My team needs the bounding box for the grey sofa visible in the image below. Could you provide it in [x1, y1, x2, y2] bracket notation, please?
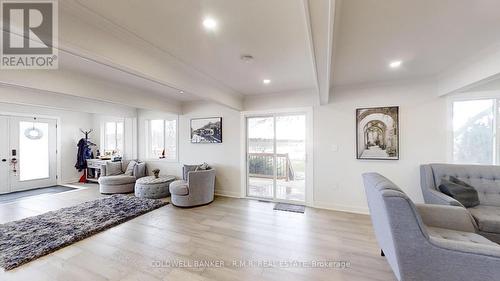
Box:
[98, 161, 146, 194]
[363, 172, 500, 281]
[169, 167, 215, 207]
[421, 163, 500, 243]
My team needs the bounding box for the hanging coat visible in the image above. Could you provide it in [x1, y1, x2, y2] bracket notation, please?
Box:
[75, 138, 92, 171]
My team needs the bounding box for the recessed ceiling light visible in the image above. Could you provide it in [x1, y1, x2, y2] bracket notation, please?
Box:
[240, 54, 254, 63]
[263, 79, 271, 85]
[389, 60, 402, 69]
[203, 18, 217, 30]
[179, 90, 184, 94]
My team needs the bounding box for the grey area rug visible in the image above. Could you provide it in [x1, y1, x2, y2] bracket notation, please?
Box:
[0, 194, 167, 270]
[274, 203, 306, 213]
[0, 186, 77, 204]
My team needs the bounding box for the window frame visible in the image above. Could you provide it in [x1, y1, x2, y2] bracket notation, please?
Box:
[448, 94, 499, 165]
[101, 119, 125, 156]
[145, 117, 178, 162]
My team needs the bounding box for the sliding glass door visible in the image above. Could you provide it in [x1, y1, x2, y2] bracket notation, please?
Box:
[246, 114, 307, 203]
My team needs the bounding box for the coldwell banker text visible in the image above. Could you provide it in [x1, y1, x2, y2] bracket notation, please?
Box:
[0, 0, 58, 69]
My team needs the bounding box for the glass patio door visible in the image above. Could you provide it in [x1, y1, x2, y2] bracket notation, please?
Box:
[246, 114, 306, 202]
[8, 116, 57, 192]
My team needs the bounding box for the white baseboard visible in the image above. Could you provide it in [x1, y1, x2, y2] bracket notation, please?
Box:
[214, 187, 242, 198]
[312, 201, 369, 215]
[60, 178, 81, 185]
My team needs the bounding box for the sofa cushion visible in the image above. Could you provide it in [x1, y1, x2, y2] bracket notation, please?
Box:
[124, 160, 137, 176]
[98, 175, 136, 185]
[426, 226, 497, 246]
[105, 161, 123, 176]
[438, 178, 479, 208]
[169, 180, 189, 195]
[469, 205, 500, 234]
[134, 162, 146, 178]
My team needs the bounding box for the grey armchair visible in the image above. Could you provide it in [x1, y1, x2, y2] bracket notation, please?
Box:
[363, 172, 500, 281]
[169, 167, 215, 207]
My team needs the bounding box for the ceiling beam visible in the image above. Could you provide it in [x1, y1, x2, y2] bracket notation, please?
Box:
[438, 43, 500, 96]
[0, 69, 182, 113]
[55, 1, 243, 111]
[303, 0, 337, 105]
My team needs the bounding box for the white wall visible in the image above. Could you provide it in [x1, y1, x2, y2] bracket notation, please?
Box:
[1, 77, 449, 214]
[0, 102, 93, 184]
[0, 85, 139, 184]
[139, 102, 242, 197]
[244, 80, 448, 213]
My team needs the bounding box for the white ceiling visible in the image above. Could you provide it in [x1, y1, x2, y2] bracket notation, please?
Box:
[71, 0, 317, 96]
[59, 52, 198, 102]
[333, 0, 500, 86]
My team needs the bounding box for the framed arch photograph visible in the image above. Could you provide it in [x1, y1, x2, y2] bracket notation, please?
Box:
[356, 106, 399, 160]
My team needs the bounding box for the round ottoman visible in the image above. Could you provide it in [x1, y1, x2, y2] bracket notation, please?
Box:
[134, 176, 175, 199]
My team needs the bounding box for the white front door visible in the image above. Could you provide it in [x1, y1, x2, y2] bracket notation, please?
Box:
[0, 116, 9, 194]
[7, 116, 57, 192]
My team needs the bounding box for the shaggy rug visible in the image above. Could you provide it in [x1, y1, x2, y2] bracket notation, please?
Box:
[0, 194, 167, 270]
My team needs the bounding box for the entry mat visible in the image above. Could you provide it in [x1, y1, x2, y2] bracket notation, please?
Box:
[0, 186, 77, 204]
[273, 203, 306, 213]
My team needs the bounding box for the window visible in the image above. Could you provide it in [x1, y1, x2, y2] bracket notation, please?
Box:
[103, 121, 124, 156]
[452, 99, 495, 164]
[146, 119, 177, 161]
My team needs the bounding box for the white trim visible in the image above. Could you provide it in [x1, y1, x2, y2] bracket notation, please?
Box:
[240, 107, 314, 206]
[0, 112, 61, 187]
[312, 201, 369, 215]
[100, 117, 125, 156]
[447, 94, 499, 164]
[214, 189, 242, 198]
[144, 116, 179, 162]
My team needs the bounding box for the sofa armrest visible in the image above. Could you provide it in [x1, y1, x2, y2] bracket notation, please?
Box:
[416, 204, 477, 233]
[426, 188, 462, 207]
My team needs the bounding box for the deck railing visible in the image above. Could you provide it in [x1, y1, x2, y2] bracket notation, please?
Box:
[248, 153, 294, 181]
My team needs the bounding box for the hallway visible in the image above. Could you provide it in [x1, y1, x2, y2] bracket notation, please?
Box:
[360, 146, 388, 158]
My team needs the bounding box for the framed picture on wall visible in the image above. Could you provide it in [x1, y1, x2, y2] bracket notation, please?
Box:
[190, 117, 222, 143]
[356, 106, 399, 160]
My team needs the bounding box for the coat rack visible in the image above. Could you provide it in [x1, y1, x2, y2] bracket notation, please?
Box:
[78, 129, 95, 183]
[80, 129, 93, 140]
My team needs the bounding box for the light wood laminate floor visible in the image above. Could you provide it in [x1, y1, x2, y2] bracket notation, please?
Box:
[0, 183, 396, 281]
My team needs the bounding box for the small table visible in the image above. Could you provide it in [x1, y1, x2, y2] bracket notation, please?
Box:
[86, 159, 114, 183]
[134, 175, 175, 199]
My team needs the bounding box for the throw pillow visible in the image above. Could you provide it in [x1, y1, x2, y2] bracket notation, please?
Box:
[106, 161, 123, 176]
[183, 164, 199, 181]
[199, 162, 209, 170]
[123, 160, 137, 176]
[449, 176, 474, 188]
[438, 178, 480, 208]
